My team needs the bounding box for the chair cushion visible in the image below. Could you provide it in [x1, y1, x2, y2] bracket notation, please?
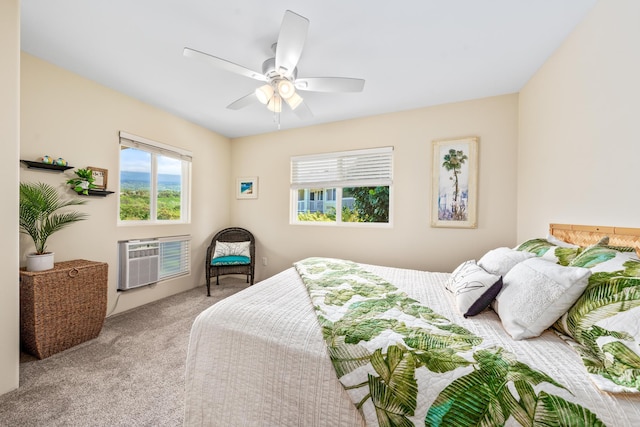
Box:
[211, 255, 251, 266]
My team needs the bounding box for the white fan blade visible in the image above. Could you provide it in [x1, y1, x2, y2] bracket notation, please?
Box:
[275, 10, 309, 78]
[227, 92, 258, 110]
[291, 101, 313, 120]
[295, 77, 365, 93]
[183, 47, 266, 82]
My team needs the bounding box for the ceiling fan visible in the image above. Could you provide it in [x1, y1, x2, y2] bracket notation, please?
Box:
[183, 10, 365, 120]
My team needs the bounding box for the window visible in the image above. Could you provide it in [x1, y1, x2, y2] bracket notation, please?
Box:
[291, 147, 393, 225]
[119, 132, 192, 223]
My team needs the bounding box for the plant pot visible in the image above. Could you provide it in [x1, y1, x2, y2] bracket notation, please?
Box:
[26, 252, 54, 272]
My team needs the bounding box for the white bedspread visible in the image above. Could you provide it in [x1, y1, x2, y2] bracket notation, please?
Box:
[184, 263, 640, 427]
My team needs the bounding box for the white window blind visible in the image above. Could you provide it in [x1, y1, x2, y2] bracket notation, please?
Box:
[119, 131, 193, 162]
[291, 146, 393, 189]
[158, 235, 191, 280]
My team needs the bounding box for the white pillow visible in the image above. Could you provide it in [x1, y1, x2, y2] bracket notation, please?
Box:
[495, 258, 591, 340]
[478, 247, 535, 277]
[213, 240, 250, 258]
[447, 260, 503, 317]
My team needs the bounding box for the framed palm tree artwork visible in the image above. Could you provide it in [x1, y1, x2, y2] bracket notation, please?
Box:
[431, 136, 478, 228]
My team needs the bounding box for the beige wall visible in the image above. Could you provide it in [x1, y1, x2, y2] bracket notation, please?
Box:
[518, 0, 640, 239]
[231, 94, 519, 277]
[0, 0, 20, 395]
[20, 54, 231, 315]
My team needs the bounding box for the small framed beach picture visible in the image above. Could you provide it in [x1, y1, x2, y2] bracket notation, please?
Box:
[88, 166, 108, 190]
[431, 136, 478, 228]
[236, 176, 258, 199]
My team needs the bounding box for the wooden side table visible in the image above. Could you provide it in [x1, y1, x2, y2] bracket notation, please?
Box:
[19, 259, 108, 359]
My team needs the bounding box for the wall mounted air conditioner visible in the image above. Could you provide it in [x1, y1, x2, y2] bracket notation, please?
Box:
[118, 240, 160, 291]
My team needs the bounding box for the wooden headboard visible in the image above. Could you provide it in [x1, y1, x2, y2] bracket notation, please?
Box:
[549, 223, 640, 256]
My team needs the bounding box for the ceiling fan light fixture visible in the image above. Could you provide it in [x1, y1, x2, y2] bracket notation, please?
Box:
[185, 10, 364, 126]
[267, 94, 282, 113]
[285, 92, 303, 110]
[277, 79, 295, 99]
[255, 84, 274, 104]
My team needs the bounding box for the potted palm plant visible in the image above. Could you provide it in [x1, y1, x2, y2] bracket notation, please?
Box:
[19, 182, 89, 271]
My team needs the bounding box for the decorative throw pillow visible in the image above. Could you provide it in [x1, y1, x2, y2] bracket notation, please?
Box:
[447, 260, 503, 317]
[515, 238, 582, 266]
[569, 244, 640, 273]
[213, 241, 250, 259]
[495, 258, 591, 340]
[546, 234, 580, 248]
[478, 247, 535, 277]
[553, 245, 640, 392]
[515, 238, 557, 256]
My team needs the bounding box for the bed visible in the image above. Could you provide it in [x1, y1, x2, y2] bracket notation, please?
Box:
[184, 224, 640, 426]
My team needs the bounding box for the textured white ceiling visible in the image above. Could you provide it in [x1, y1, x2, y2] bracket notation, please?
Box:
[20, 0, 597, 138]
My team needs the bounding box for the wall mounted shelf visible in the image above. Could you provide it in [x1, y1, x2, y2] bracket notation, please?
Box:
[84, 189, 115, 197]
[20, 160, 73, 172]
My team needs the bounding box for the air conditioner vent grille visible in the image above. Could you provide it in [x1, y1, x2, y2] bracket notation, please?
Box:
[118, 240, 160, 290]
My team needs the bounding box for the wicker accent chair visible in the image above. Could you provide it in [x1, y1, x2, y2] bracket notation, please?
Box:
[205, 227, 255, 296]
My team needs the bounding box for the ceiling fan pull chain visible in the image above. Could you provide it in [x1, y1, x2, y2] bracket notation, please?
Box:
[276, 111, 281, 130]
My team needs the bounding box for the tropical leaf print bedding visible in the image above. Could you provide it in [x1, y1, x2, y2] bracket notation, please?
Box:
[517, 239, 640, 392]
[557, 245, 640, 392]
[294, 257, 605, 426]
[515, 238, 582, 265]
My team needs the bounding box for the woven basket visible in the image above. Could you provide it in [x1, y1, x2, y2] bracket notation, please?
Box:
[19, 259, 108, 359]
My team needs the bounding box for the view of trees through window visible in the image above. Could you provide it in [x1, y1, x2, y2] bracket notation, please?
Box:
[119, 146, 184, 221]
[296, 186, 390, 224]
[291, 146, 393, 226]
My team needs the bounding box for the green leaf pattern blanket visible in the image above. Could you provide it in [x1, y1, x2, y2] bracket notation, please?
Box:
[294, 257, 605, 427]
[517, 239, 640, 392]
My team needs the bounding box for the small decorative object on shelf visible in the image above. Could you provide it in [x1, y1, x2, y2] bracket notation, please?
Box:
[20, 159, 74, 172]
[67, 168, 97, 195]
[41, 155, 54, 164]
[55, 157, 67, 166]
[87, 166, 108, 190]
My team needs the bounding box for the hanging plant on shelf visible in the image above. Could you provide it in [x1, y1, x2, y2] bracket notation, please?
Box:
[66, 168, 97, 195]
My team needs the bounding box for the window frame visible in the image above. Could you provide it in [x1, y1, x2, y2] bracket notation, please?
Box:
[118, 131, 192, 225]
[290, 147, 393, 227]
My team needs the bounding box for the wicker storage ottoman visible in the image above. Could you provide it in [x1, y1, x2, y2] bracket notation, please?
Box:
[19, 259, 108, 359]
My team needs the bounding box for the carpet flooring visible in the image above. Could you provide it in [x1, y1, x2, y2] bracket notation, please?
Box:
[0, 279, 249, 427]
